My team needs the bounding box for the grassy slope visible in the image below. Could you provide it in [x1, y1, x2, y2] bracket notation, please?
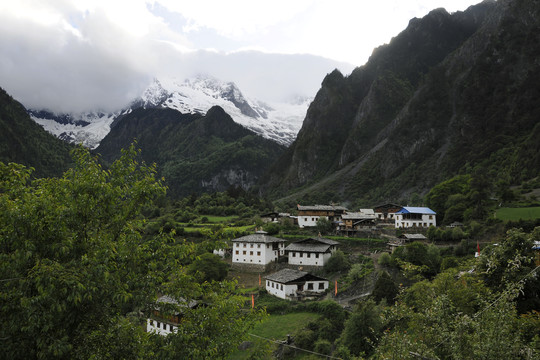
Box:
[495, 207, 540, 221]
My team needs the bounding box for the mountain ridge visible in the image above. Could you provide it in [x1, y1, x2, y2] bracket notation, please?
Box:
[28, 74, 310, 149]
[260, 0, 540, 208]
[96, 105, 286, 197]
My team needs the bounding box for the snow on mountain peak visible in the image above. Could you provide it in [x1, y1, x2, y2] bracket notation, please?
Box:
[28, 74, 311, 148]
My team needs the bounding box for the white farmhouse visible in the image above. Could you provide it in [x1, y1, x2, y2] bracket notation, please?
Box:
[297, 204, 347, 228]
[232, 230, 286, 268]
[394, 207, 436, 228]
[146, 295, 198, 336]
[265, 268, 329, 300]
[285, 237, 340, 267]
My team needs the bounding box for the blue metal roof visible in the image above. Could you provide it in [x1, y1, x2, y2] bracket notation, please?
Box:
[396, 206, 436, 215]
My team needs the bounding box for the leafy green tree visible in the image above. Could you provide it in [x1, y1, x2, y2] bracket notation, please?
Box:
[372, 271, 399, 304]
[477, 227, 540, 313]
[316, 217, 334, 235]
[0, 145, 262, 359]
[338, 299, 382, 357]
[323, 249, 351, 273]
[188, 252, 229, 282]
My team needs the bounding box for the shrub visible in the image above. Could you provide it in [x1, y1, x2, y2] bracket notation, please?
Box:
[314, 339, 332, 355]
[323, 250, 351, 274]
[377, 252, 391, 266]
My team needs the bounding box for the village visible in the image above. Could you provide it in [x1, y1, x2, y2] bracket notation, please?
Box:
[146, 203, 442, 335]
[230, 204, 438, 299]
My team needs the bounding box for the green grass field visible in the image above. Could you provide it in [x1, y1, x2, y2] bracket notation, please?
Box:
[228, 312, 320, 359]
[199, 215, 239, 223]
[495, 207, 540, 221]
[251, 312, 320, 340]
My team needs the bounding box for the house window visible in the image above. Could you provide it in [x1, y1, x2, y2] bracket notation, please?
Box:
[280, 284, 283, 290]
[257, 244, 261, 248]
[429, 215, 433, 219]
[257, 251, 261, 256]
[307, 283, 313, 290]
[319, 282, 324, 290]
[315, 254, 319, 258]
[149, 320, 153, 327]
[243, 243, 246, 247]
[235, 250, 239, 255]
[250, 251, 253, 255]
[312, 218, 315, 221]
[292, 252, 296, 257]
[267, 244, 270, 248]
[299, 253, 303, 257]
[236, 243, 239, 247]
[267, 281, 269, 286]
[272, 282, 274, 288]
[157, 321, 161, 328]
[243, 251, 246, 255]
[250, 244, 253, 248]
[307, 253, 311, 258]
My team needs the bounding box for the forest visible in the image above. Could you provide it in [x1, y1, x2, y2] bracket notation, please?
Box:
[1, 146, 539, 359]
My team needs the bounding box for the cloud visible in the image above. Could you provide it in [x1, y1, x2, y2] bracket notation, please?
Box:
[0, 0, 480, 114]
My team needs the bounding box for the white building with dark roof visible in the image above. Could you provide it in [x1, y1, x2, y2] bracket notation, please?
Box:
[395, 207, 436, 228]
[232, 230, 286, 268]
[147, 295, 198, 336]
[297, 204, 348, 228]
[265, 268, 329, 300]
[285, 237, 340, 267]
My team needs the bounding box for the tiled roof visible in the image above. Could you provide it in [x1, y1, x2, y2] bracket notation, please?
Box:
[297, 237, 340, 246]
[401, 233, 427, 240]
[265, 269, 327, 283]
[342, 211, 376, 220]
[232, 232, 286, 244]
[285, 243, 331, 253]
[297, 204, 348, 211]
[265, 268, 308, 283]
[285, 237, 339, 253]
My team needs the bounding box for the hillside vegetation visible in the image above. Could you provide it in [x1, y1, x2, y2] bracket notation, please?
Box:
[96, 106, 285, 197]
[262, 0, 540, 209]
[0, 87, 72, 177]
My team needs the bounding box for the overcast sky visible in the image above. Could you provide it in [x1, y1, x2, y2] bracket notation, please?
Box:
[0, 0, 483, 113]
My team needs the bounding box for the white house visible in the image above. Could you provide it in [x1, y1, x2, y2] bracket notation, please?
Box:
[373, 203, 403, 224]
[285, 237, 340, 267]
[394, 207, 436, 228]
[232, 230, 286, 267]
[146, 295, 198, 336]
[265, 268, 329, 300]
[297, 204, 347, 228]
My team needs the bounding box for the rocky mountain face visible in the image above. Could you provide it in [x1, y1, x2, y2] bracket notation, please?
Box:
[96, 105, 285, 197]
[0, 87, 72, 177]
[262, 0, 540, 207]
[29, 75, 309, 149]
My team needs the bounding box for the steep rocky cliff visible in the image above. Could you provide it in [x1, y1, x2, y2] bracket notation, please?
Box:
[262, 0, 540, 207]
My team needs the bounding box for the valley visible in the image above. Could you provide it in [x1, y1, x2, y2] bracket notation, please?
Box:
[1, 0, 540, 359]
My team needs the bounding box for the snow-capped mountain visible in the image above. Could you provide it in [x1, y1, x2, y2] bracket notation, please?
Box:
[29, 75, 311, 149]
[29, 109, 120, 149]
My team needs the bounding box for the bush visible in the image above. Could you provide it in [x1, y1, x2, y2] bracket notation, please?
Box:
[440, 256, 459, 270]
[323, 250, 351, 274]
[293, 329, 316, 351]
[371, 271, 398, 304]
[377, 252, 391, 266]
[314, 339, 332, 355]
